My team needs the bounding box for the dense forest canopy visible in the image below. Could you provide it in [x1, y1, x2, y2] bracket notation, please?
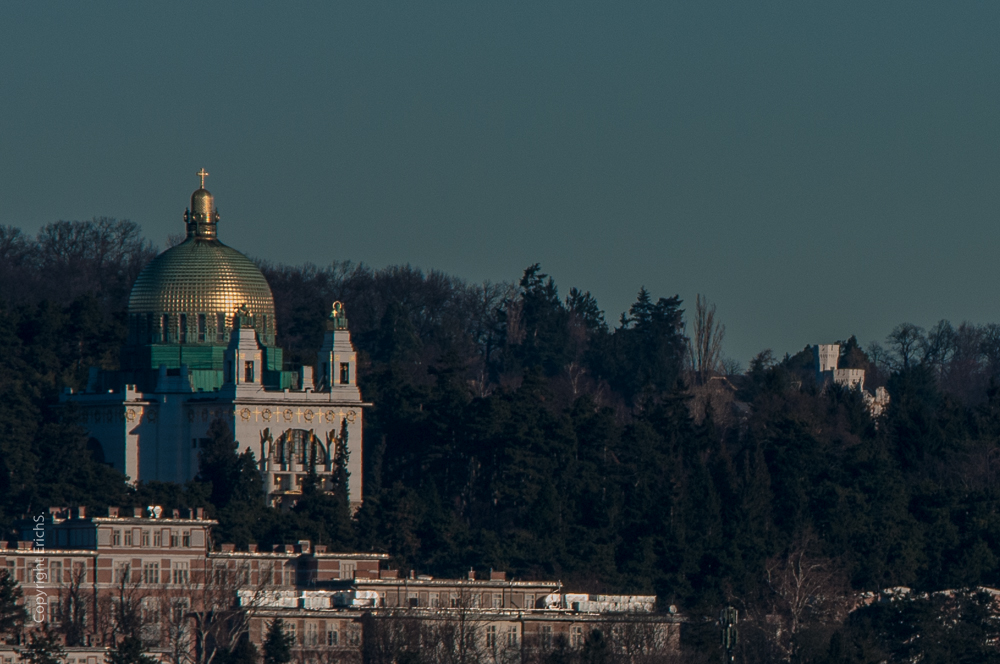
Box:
[4, 219, 1000, 662]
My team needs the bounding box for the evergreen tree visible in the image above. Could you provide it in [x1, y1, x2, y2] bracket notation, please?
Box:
[0, 568, 25, 639]
[105, 635, 158, 664]
[17, 627, 66, 664]
[263, 619, 294, 664]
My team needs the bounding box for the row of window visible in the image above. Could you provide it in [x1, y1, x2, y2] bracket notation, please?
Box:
[129, 312, 270, 344]
[292, 622, 361, 647]
[112, 529, 191, 547]
[403, 592, 533, 609]
[113, 561, 190, 585]
[6, 560, 86, 584]
[110, 561, 293, 586]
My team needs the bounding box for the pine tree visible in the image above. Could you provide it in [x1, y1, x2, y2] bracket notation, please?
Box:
[17, 627, 65, 664]
[105, 635, 158, 664]
[263, 619, 294, 664]
[0, 568, 25, 638]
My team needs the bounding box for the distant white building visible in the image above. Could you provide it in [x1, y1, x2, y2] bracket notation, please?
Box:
[814, 344, 889, 417]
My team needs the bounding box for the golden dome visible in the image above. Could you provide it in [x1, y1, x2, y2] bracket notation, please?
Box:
[128, 238, 275, 323]
[126, 173, 276, 345]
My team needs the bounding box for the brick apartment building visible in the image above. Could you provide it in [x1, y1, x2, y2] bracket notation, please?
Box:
[0, 506, 680, 663]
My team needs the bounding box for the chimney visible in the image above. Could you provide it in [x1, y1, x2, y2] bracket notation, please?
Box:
[195, 508, 205, 520]
[74, 506, 86, 519]
[107, 507, 120, 518]
[380, 569, 399, 579]
[220, 544, 235, 553]
[247, 544, 258, 553]
[298, 540, 312, 554]
[467, 568, 475, 580]
[313, 545, 327, 554]
[490, 570, 506, 581]
[284, 545, 296, 554]
[17, 541, 32, 550]
[171, 509, 181, 519]
[133, 507, 144, 518]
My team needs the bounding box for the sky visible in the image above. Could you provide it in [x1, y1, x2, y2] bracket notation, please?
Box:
[2, 2, 999, 364]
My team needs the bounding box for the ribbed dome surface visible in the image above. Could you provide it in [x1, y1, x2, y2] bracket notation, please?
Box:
[128, 237, 275, 321]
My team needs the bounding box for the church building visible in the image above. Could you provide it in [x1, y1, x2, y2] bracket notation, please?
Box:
[65, 171, 366, 508]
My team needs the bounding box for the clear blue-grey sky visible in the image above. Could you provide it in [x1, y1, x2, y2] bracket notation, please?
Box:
[2, 2, 998, 363]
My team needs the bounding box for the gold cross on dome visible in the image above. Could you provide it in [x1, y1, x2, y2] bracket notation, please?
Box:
[196, 168, 209, 188]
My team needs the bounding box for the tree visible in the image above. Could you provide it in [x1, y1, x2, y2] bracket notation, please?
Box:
[263, 618, 294, 664]
[687, 294, 725, 384]
[0, 568, 25, 640]
[106, 635, 158, 664]
[188, 559, 272, 664]
[886, 323, 926, 371]
[17, 626, 66, 664]
[197, 419, 243, 508]
[56, 562, 89, 646]
[293, 419, 354, 548]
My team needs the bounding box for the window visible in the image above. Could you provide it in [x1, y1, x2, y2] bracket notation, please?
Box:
[161, 315, 170, 343]
[541, 625, 553, 649]
[524, 594, 534, 609]
[327, 627, 339, 646]
[153, 532, 162, 547]
[170, 533, 179, 547]
[172, 562, 189, 585]
[571, 626, 584, 647]
[114, 562, 130, 584]
[73, 561, 85, 583]
[170, 597, 190, 623]
[244, 361, 254, 383]
[506, 626, 518, 647]
[216, 313, 226, 342]
[112, 530, 121, 546]
[142, 562, 160, 585]
[124, 531, 133, 547]
[450, 595, 460, 608]
[341, 563, 355, 580]
[348, 628, 360, 647]
[183, 532, 190, 547]
[50, 561, 62, 584]
[179, 314, 188, 343]
[486, 625, 497, 648]
[197, 314, 206, 342]
[141, 598, 161, 642]
[430, 592, 439, 608]
[141, 531, 150, 547]
[306, 623, 318, 646]
[286, 622, 297, 644]
[493, 593, 502, 608]
[339, 362, 350, 385]
[141, 597, 160, 623]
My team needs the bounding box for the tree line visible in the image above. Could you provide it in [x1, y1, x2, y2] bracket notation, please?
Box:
[5, 219, 1000, 662]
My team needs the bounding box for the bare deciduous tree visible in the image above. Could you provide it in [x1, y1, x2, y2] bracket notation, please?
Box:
[687, 295, 725, 385]
[740, 539, 850, 663]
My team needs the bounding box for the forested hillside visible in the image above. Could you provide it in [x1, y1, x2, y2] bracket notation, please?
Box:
[4, 219, 1000, 662]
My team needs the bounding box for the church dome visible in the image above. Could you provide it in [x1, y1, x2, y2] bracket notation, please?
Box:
[125, 171, 276, 347]
[128, 239, 275, 322]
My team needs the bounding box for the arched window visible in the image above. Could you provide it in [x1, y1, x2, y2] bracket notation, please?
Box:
[274, 430, 328, 466]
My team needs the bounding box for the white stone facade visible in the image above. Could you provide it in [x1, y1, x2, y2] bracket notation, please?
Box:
[66, 323, 366, 509]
